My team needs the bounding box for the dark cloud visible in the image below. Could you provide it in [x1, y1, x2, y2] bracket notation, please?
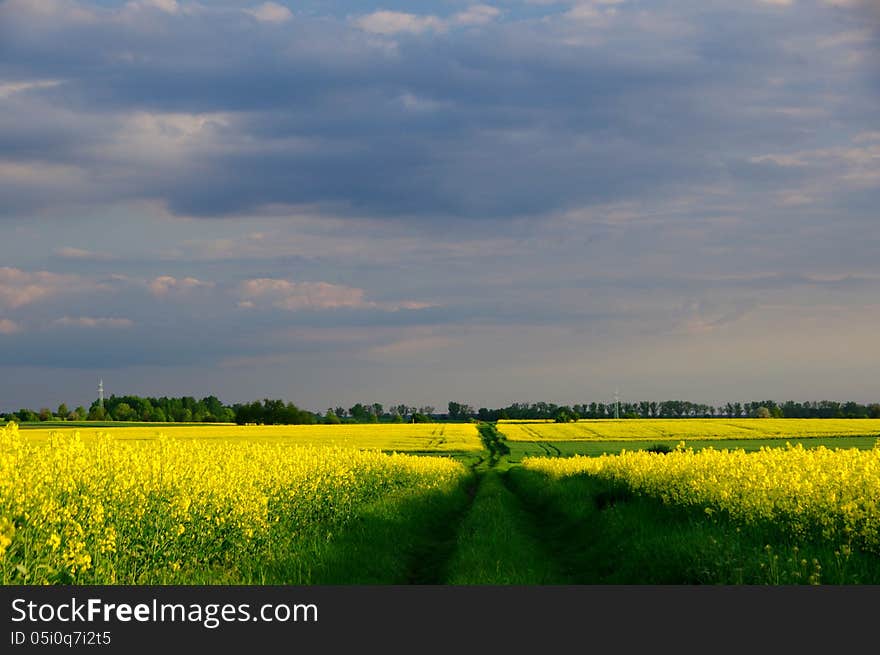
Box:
[4, 0, 873, 221]
[1, 1, 878, 408]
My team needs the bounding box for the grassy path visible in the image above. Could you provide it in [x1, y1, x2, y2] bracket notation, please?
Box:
[443, 471, 565, 584]
[243, 422, 880, 585]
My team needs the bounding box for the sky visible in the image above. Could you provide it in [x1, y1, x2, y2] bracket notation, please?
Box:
[0, 0, 878, 413]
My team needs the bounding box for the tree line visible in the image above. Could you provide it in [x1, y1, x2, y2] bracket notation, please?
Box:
[3, 396, 879, 425]
[473, 400, 880, 421]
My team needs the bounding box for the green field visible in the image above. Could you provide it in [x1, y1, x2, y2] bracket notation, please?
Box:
[497, 418, 880, 441]
[505, 436, 880, 462]
[5, 419, 880, 585]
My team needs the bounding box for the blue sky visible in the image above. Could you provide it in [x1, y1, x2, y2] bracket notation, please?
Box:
[0, 0, 878, 412]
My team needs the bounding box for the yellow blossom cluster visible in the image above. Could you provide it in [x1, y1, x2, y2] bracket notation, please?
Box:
[20, 422, 483, 452]
[0, 423, 465, 584]
[523, 442, 880, 551]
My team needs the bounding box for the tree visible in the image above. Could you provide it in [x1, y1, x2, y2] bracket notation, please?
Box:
[113, 403, 135, 421]
[15, 408, 39, 422]
[73, 406, 87, 421]
[448, 402, 474, 421]
[349, 403, 370, 422]
[87, 406, 108, 421]
[38, 407, 53, 421]
[57, 403, 69, 420]
[325, 409, 341, 424]
[753, 406, 771, 419]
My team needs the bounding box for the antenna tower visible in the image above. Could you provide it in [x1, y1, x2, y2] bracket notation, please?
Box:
[98, 378, 104, 409]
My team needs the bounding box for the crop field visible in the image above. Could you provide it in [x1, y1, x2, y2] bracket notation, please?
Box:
[505, 435, 880, 462]
[0, 423, 468, 584]
[524, 444, 880, 552]
[15, 422, 483, 453]
[5, 419, 880, 585]
[498, 418, 880, 442]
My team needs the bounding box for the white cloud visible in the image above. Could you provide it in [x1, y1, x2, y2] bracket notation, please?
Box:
[367, 335, 458, 357]
[238, 278, 374, 310]
[355, 6, 500, 35]
[756, 0, 794, 7]
[355, 11, 447, 35]
[124, 0, 179, 14]
[0, 79, 62, 99]
[0, 267, 88, 309]
[55, 246, 116, 261]
[853, 132, 880, 143]
[0, 0, 97, 23]
[453, 5, 501, 26]
[244, 2, 293, 23]
[96, 111, 231, 167]
[236, 278, 435, 312]
[54, 316, 134, 328]
[148, 275, 214, 297]
[0, 319, 21, 335]
[749, 154, 808, 167]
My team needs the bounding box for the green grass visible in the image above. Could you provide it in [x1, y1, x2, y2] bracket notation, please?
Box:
[505, 436, 880, 462]
[503, 467, 880, 584]
[158, 473, 477, 585]
[444, 471, 563, 584]
[14, 421, 230, 429]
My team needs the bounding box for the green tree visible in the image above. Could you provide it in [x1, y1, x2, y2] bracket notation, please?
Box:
[349, 403, 370, 422]
[87, 406, 108, 421]
[57, 403, 69, 420]
[113, 403, 135, 421]
[16, 408, 39, 422]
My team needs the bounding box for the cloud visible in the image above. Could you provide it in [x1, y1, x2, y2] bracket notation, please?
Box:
[453, 5, 502, 26]
[366, 335, 459, 358]
[236, 278, 434, 312]
[54, 246, 116, 261]
[123, 0, 180, 15]
[0, 79, 63, 98]
[0, 319, 22, 335]
[354, 6, 500, 35]
[0, 0, 98, 23]
[53, 316, 134, 328]
[237, 278, 375, 310]
[749, 154, 808, 167]
[148, 275, 214, 297]
[244, 2, 293, 24]
[0, 267, 87, 309]
[354, 11, 447, 35]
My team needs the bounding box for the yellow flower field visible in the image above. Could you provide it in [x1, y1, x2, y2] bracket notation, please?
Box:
[0, 423, 467, 584]
[524, 442, 880, 552]
[17, 422, 483, 452]
[499, 418, 880, 442]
